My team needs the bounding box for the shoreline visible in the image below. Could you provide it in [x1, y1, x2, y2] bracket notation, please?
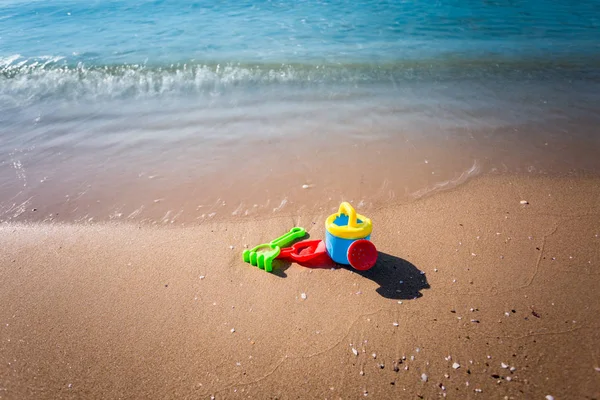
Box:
[3, 163, 600, 226]
[1, 173, 599, 399]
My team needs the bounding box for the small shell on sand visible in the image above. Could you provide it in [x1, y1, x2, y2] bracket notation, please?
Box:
[546, 396, 555, 400]
[452, 362, 460, 369]
[300, 293, 307, 300]
[230, 328, 235, 333]
[501, 362, 508, 369]
[393, 322, 399, 327]
[520, 200, 529, 205]
[421, 373, 428, 382]
[352, 348, 359, 356]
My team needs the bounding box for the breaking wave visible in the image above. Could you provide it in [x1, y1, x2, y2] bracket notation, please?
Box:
[2, 54, 600, 107]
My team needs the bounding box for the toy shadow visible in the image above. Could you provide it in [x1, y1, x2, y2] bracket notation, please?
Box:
[273, 252, 429, 300]
[349, 252, 430, 299]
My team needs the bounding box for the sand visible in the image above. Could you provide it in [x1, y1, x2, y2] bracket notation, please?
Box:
[1, 174, 599, 399]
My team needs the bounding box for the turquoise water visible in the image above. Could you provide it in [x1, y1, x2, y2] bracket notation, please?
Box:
[5, 0, 600, 62]
[2, 0, 600, 103]
[1, 0, 600, 223]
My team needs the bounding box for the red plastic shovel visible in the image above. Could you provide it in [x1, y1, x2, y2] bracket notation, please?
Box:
[277, 239, 330, 264]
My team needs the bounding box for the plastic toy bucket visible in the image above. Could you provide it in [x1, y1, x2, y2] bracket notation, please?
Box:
[325, 202, 373, 266]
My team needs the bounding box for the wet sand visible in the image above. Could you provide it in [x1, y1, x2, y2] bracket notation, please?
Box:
[3, 121, 600, 226]
[1, 174, 599, 399]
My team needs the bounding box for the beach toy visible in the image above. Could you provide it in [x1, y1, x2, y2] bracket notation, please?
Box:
[325, 202, 377, 270]
[347, 239, 378, 271]
[243, 227, 306, 272]
[277, 239, 330, 265]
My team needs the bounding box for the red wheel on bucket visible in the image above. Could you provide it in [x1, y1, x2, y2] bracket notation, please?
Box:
[347, 239, 378, 271]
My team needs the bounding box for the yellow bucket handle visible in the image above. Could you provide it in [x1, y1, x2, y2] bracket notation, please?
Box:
[326, 201, 372, 240]
[338, 202, 358, 227]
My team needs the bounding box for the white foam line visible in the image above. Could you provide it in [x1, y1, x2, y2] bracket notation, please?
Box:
[73, 190, 88, 201]
[170, 209, 184, 223]
[0, 54, 22, 66]
[231, 202, 243, 216]
[272, 198, 288, 212]
[109, 210, 123, 220]
[3, 197, 33, 220]
[161, 210, 172, 223]
[127, 206, 145, 219]
[410, 160, 481, 199]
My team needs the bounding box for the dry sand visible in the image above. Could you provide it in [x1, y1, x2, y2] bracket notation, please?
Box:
[1, 174, 599, 399]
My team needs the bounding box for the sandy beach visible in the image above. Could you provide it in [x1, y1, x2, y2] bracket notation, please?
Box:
[3, 0, 600, 398]
[1, 174, 599, 399]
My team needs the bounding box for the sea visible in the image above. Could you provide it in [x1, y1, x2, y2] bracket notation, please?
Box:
[1, 0, 600, 224]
